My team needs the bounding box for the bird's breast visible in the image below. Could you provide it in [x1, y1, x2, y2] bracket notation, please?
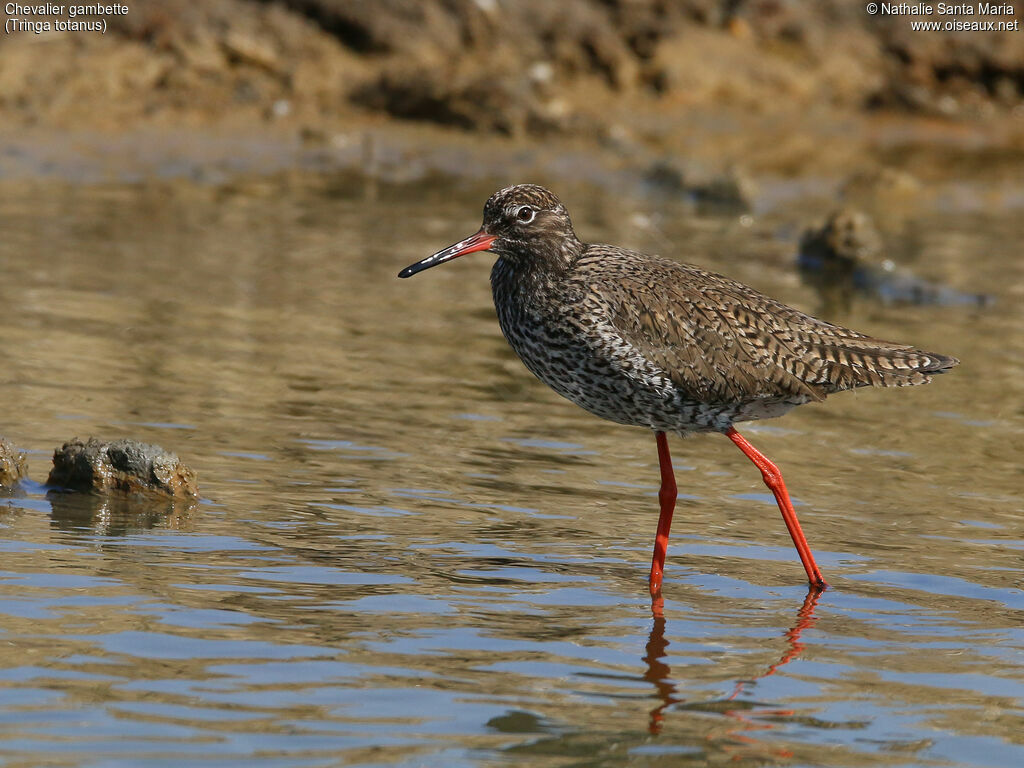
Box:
[492, 262, 577, 358]
[491, 260, 592, 372]
[489, 260, 675, 425]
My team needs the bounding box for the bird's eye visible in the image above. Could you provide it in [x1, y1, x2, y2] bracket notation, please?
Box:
[515, 206, 536, 223]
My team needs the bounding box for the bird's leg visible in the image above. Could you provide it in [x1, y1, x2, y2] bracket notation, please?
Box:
[649, 431, 677, 597]
[724, 427, 828, 588]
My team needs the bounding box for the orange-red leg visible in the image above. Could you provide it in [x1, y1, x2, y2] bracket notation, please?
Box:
[649, 431, 677, 596]
[725, 427, 827, 588]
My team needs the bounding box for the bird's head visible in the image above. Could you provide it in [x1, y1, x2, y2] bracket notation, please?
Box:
[398, 184, 580, 278]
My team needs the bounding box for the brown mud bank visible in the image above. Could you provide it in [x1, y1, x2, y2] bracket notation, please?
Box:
[2, 1, 1023, 182]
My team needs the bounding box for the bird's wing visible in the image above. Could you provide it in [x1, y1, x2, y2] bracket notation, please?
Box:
[702, 275, 958, 389]
[592, 256, 954, 400]
[588, 261, 822, 404]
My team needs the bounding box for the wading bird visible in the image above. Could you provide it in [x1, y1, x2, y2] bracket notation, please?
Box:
[399, 185, 957, 595]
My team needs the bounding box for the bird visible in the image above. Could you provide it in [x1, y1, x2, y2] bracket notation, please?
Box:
[398, 184, 958, 595]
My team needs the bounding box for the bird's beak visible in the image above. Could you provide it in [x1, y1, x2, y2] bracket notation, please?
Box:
[398, 229, 497, 278]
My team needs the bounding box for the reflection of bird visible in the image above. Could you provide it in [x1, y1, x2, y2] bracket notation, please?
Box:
[400, 185, 958, 594]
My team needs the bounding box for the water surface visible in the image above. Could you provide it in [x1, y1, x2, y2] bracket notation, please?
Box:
[0, 172, 1021, 767]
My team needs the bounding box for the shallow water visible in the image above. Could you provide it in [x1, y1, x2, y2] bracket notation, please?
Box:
[0, 171, 1021, 767]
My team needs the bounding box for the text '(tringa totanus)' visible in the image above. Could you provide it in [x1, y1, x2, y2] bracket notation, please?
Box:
[399, 184, 958, 595]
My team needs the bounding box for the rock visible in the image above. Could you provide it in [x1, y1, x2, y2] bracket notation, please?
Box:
[798, 208, 882, 314]
[0, 438, 28, 490]
[47, 438, 198, 499]
[799, 208, 882, 268]
[799, 208, 992, 313]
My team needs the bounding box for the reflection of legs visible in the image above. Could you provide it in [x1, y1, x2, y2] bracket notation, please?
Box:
[766, 587, 822, 676]
[648, 588, 824, 740]
[728, 587, 823, 705]
[725, 427, 827, 587]
[643, 614, 675, 735]
[649, 431, 677, 597]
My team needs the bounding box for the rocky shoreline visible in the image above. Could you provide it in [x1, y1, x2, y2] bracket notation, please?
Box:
[2, 0, 1022, 182]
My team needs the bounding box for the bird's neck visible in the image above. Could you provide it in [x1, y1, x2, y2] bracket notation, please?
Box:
[500, 236, 581, 275]
[490, 255, 557, 313]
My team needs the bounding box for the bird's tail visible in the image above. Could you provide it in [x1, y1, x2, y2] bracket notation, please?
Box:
[811, 338, 958, 392]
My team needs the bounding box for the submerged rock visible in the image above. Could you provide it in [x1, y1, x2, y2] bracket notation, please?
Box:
[799, 208, 992, 314]
[47, 438, 198, 499]
[799, 208, 883, 269]
[0, 437, 28, 490]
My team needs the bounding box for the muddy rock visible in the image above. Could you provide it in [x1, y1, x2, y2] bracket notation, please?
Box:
[798, 208, 883, 314]
[0, 438, 28, 490]
[48, 438, 198, 499]
[799, 208, 992, 313]
[800, 209, 883, 268]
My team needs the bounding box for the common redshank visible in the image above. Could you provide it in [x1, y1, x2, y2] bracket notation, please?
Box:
[399, 184, 958, 594]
